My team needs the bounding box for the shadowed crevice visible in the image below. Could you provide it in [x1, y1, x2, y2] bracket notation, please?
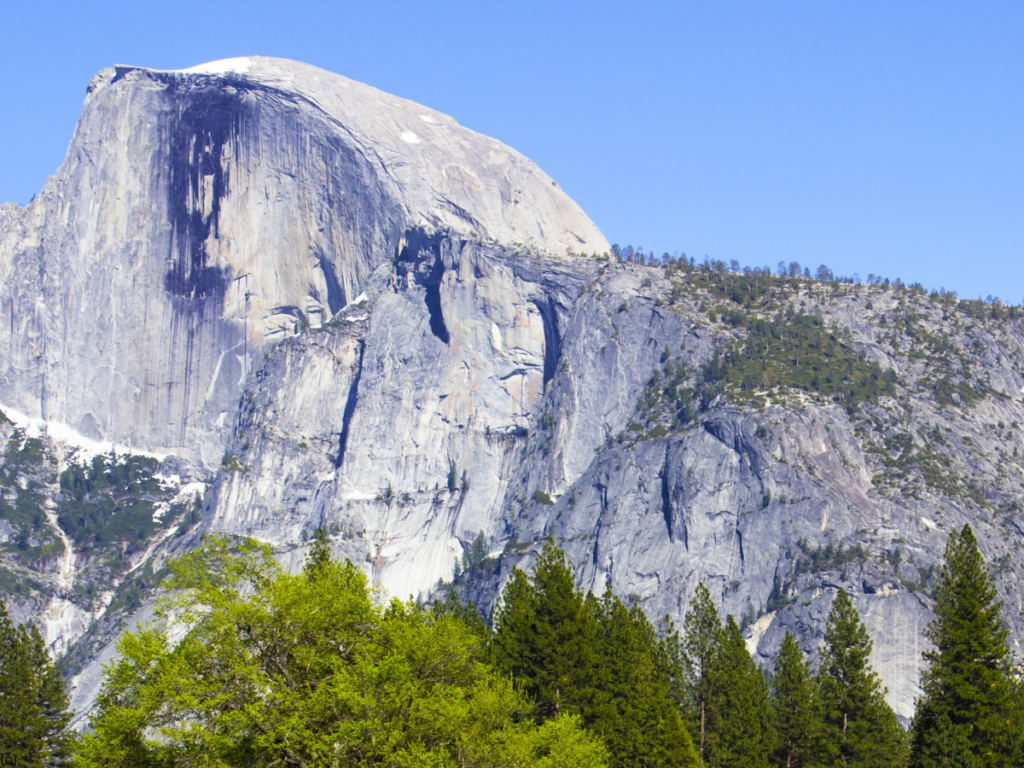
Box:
[335, 339, 366, 470]
[535, 295, 561, 386]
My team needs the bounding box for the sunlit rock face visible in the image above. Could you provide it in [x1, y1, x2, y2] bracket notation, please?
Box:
[3, 58, 1024, 730]
[0, 56, 607, 469]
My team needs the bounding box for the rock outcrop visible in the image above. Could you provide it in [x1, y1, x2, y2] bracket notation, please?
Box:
[1, 58, 1023, 728]
[0, 56, 606, 469]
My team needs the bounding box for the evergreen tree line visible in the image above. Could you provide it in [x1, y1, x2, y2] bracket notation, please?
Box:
[607, 243, 1021, 310]
[486, 524, 1024, 767]
[490, 544, 912, 768]
[2, 524, 1022, 766]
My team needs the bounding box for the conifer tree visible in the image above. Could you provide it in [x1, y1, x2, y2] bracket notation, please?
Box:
[432, 587, 489, 643]
[771, 631, 822, 768]
[818, 589, 908, 767]
[681, 582, 724, 763]
[909, 524, 1019, 767]
[493, 545, 701, 767]
[707, 615, 774, 768]
[303, 526, 332, 578]
[0, 601, 73, 766]
[591, 590, 700, 767]
[492, 541, 602, 719]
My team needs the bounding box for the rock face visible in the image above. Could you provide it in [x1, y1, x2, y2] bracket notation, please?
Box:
[0, 56, 606, 469]
[2, 58, 1024, 728]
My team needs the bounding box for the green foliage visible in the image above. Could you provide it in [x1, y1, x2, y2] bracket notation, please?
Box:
[770, 632, 822, 768]
[492, 542, 700, 767]
[0, 601, 74, 766]
[0, 429, 61, 563]
[709, 616, 774, 768]
[303, 526, 333, 577]
[462, 530, 492, 573]
[493, 542, 602, 720]
[105, 560, 166, 617]
[76, 536, 607, 768]
[590, 590, 699, 768]
[679, 582, 724, 762]
[448, 531, 496, 585]
[56, 452, 176, 554]
[794, 538, 869, 575]
[431, 588, 489, 643]
[447, 459, 458, 492]
[675, 584, 773, 768]
[220, 451, 245, 472]
[704, 310, 896, 410]
[909, 524, 1020, 767]
[630, 357, 695, 436]
[534, 488, 555, 505]
[818, 589, 908, 767]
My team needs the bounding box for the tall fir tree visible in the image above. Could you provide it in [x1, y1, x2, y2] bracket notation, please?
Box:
[706, 615, 774, 768]
[0, 601, 73, 767]
[590, 590, 700, 768]
[681, 582, 724, 763]
[770, 632, 822, 768]
[909, 524, 1020, 767]
[818, 589, 908, 768]
[492, 541, 602, 719]
[493, 545, 701, 767]
[303, 526, 332, 578]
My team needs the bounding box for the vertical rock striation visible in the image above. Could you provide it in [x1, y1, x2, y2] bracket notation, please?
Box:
[2, 58, 1023, 729]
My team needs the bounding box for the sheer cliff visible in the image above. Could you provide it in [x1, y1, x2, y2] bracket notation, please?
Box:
[0, 58, 1022, 727]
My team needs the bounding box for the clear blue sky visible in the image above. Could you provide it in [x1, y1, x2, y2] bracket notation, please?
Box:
[1, 1, 1021, 301]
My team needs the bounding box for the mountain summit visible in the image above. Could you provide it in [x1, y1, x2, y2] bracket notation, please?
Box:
[1, 59, 1022, 729]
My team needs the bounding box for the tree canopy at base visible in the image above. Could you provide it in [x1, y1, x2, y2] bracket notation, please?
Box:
[818, 589, 909, 768]
[492, 541, 700, 768]
[67, 529, 1024, 768]
[770, 632, 822, 768]
[75, 537, 608, 768]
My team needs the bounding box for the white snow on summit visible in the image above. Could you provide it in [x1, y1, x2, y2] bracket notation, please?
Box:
[175, 57, 252, 75]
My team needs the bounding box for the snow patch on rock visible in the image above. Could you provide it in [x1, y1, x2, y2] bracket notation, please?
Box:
[0, 403, 170, 464]
[174, 57, 252, 75]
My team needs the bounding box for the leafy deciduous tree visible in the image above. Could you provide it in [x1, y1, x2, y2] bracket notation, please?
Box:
[75, 536, 607, 768]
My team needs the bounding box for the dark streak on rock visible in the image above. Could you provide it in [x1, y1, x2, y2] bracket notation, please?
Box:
[335, 339, 365, 470]
[162, 76, 252, 310]
[661, 461, 674, 543]
[535, 295, 561, 387]
[397, 229, 450, 345]
[318, 252, 346, 315]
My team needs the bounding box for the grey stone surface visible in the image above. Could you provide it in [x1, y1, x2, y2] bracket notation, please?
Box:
[3, 59, 1024, 729]
[0, 57, 607, 470]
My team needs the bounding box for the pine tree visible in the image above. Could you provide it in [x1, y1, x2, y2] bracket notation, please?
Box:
[0, 601, 73, 766]
[909, 524, 1019, 767]
[303, 526, 332, 578]
[493, 545, 701, 767]
[771, 632, 822, 768]
[681, 582, 724, 763]
[707, 615, 774, 768]
[592, 590, 700, 767]
[492, 541, 602, 719]
[818, 589, 908, 767]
